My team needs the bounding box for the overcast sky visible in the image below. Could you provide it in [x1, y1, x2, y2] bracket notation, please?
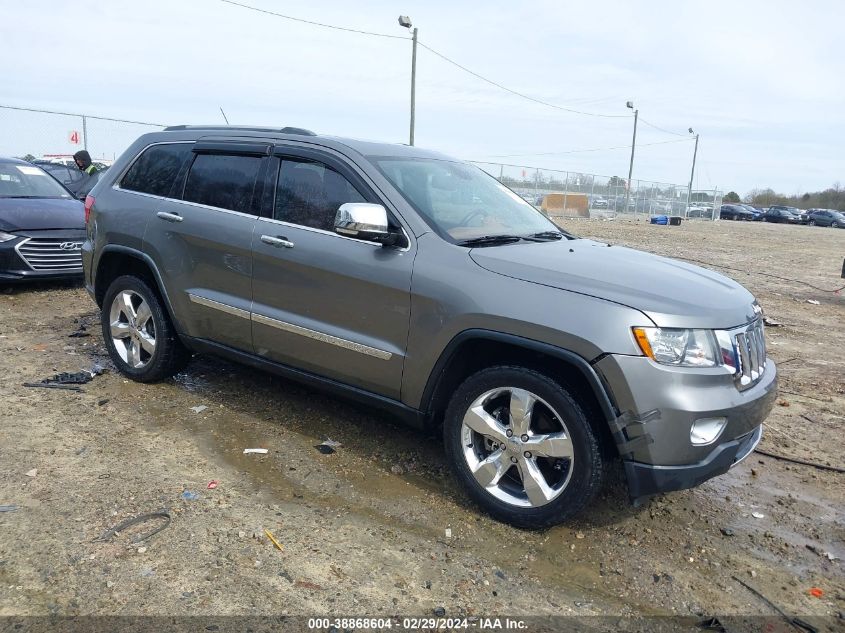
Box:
[3, 0, 843, 195]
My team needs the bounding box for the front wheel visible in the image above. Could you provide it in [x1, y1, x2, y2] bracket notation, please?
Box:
[443, 366, 606, 528]
[808, 219, 816, 226]
[101, 275, 191, 382]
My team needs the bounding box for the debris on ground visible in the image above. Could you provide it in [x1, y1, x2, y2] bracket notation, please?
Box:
[697, 616, 727, 632]
[23, 365, 106, 391]
[189, 405, 208, 414]
[315, 438, 342, 455]
[97, 399, 109, 406]
[751, 512, 765, 519]
[433, 607, 446, 617]
[0, 505, 19, 512]
[207, 480, 219, 489]
[732, 576, 820, 633]
[264, 529, 284, 552]
[806, 299, 820, 305]
[181, 491, 200, 501]
[762, 316, 783, 327]
[96, 511, 171, 544]
[25, 469, 37, 478]
[315, 439, 341, 455]
[243, 448, 268, 455]
[720, 528, 734, 537]
[445, 528, 452, 539]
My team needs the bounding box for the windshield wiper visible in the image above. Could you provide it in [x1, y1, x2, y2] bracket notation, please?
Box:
[458, 234, 524, 247]
[531, 230, 578, 241]
[2, 195, 44, 199]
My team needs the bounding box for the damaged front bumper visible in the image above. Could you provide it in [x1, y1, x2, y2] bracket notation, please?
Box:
[624, 423, 763, 499]
[594, 354, 778, 501]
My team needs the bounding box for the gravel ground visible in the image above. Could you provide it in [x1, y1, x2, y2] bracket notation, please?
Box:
[0, 218, 842, 627]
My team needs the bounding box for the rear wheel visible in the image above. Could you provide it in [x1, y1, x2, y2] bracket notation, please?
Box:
[101, 275, 191, 382]
[443, 366, 605, 528]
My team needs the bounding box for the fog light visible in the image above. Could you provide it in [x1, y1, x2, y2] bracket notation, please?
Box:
[690, 417, 727, 446]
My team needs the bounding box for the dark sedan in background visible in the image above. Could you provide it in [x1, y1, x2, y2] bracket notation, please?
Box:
[720, 204, 754, 220]
[0, 157, 85, 284]
[763, 206, 802, 223]
[806, 209, 845, 228]
[33, 160, 107, 199]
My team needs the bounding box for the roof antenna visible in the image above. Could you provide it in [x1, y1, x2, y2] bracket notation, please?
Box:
[219, 107, 230, 125]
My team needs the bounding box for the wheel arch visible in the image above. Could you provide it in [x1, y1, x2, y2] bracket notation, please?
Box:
[421, 330, 620, 450]
[94, 246, 180, 330]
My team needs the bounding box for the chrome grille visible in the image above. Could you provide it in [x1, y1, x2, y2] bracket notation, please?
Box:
[15, 238, 83, 272]
[734, 319, 767, 390]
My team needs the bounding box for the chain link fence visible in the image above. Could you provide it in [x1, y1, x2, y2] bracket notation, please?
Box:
[472, 161, 722, 221]
[1, 104, 721, 218]
[0, 104, 163, 166]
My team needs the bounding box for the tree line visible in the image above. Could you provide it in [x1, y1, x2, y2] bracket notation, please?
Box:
[736, 183, 844, 210]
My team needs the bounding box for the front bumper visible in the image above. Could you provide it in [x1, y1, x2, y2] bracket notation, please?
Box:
[624, 424, 762, 498]
[0, 230, 85, 283]
[595, 354, 777, 499]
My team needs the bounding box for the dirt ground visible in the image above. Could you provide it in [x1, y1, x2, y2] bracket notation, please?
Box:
[0, 218, 843, 627]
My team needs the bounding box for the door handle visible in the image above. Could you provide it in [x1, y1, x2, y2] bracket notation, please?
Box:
[260, 235, 295, 248]
[156, 211, 183, 223]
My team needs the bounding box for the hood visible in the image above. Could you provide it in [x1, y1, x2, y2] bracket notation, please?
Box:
[0, 197, 85, 231]
[470, 238, 758, 329]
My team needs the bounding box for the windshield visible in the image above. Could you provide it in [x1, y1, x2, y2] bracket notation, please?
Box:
[0, 163, 72, 199]
[373, 157, 559, 242]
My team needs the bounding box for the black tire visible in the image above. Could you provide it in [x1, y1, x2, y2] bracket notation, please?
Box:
[808, 219, 815, 226]
[443, 366, 606, 528]
[101, 275, 191, 382]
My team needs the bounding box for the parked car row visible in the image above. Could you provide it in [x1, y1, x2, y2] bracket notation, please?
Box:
[719, 204, 844, 227]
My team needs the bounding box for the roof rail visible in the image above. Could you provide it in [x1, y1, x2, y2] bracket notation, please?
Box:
[163, 125, 317, 136]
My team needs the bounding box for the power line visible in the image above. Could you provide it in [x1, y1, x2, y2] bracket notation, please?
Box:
[216, 0, 633, 119]
[484, 137, 693, 158]
[417, 41, 630, 119]
[215, 1, 668, 123]
[217, 0, 407, 39]
[0, 104, 163, 127]
[639, 117, 687, 136]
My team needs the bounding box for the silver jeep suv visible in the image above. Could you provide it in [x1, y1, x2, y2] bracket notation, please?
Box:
[82, 126, 777, 528]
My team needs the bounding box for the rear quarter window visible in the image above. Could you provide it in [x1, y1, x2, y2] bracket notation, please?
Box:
[120, 143, 194, 197]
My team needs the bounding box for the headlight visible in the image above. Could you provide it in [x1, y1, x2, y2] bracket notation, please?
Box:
[0, 231, 17, 243]
[632, 327, 719, 367]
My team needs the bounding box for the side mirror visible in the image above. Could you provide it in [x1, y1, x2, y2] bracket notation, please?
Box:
[334, 203, 400, 245]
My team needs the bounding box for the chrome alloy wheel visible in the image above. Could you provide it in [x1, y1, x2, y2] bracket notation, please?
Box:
[460, 387, 575, 508]
[109, 290, 156, 368]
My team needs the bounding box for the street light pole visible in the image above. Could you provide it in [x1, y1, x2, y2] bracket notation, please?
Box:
[398, 16, 417, 146]
[685, 128, 700, 215]
[624, 101, 638, 214]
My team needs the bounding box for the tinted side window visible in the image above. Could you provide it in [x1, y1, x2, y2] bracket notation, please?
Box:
[183, 153, 262, 213]
[274, 159, 366, 231]
[120, 143, 193, 197]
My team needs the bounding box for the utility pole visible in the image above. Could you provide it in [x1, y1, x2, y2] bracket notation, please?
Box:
[624, 101, 637, 214]
[686, 128, 700, 215]
[398, 16, 417, 146]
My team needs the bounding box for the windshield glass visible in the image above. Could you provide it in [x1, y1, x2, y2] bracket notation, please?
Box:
[373, 157, 559, 242]
[0, 163, 72, 199]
